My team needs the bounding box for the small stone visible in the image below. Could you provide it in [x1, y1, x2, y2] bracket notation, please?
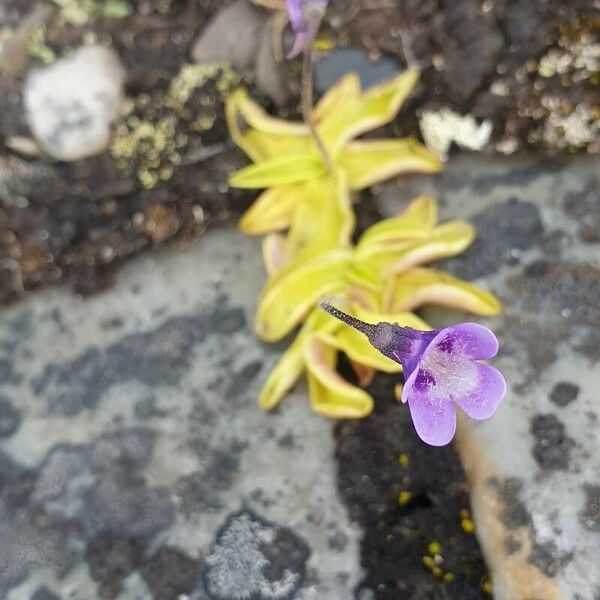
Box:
[314, 48, 400, 94]
[192, 0, 264, 71]
[24, 45, 126, 161]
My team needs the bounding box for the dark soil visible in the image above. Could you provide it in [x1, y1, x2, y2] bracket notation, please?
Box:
[336, 371, 490, 599]
[0, 0, 596, 303]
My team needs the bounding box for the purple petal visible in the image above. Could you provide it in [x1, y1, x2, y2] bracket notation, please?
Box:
[285, 0, 303, 31]
[453, 363, 506, 420]
[286, 31, 308, 59]
[403, 368, 457, 446]
[430, 323, 499, 360]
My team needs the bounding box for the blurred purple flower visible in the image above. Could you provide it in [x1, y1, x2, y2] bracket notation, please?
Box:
[285, 0, 329, 59]
[321, 303, 506, 446]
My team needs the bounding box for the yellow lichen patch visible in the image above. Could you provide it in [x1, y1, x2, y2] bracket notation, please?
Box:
[427, 541, 442, 555]
[398, 453, 410, 466]
[397, 490, 412, 506]
[422, 541, 456, 582]
[461, 508, 476, 533]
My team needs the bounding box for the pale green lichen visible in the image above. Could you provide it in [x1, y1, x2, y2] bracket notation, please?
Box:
[111, 63, 240, 189]
[53, 0, 132, 26]
[27, 25, 55, 64]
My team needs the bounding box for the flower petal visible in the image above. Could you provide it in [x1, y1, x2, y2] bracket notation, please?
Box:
[338, 139, 443, 191]
[384, 268, 502, 316]
[453, 363, 506, 420]
[403, 372, 457, 446]
[287, 31, 308, 59]
[304, 332, 374, 418]
[431, 323, 500, 360]
[285, 0, 303, 30]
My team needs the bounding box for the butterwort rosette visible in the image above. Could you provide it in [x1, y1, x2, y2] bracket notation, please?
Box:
[286, 0, 329, 58]
[321, 303, 506, 446]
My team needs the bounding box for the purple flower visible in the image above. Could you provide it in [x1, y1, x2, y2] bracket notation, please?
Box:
[321, 303, 506, 446]
[285, 0, 329, 59]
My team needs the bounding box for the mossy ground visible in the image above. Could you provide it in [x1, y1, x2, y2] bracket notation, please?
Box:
[0, 0, 595, 303]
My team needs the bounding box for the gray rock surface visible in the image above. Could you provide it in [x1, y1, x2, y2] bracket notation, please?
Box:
[314, 48, 401, 94]
[24, 45, 126, 161]
[377, 153, 599, 600]
[0, 230, 362, 599]
[0, 151, 598, 599]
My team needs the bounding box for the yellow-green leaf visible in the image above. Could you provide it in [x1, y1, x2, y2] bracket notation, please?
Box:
[313, 73, 361, 123]
[384, 268, 502, 315]
[383, 221, 475, 275]
[285, 172, 354, 259]
[255, 250, 352, 341]
[239, 184, 300, 234]
[304, 333, 374, 418]
[230, 155, 325, 188]
[357, 221, 475, 275]
[258, 337, 305, 410]
[226, 89, 310, 162]
[357, 195, 439, 251]
[262, 233, 288, 275]
[339, 139, 443, 191]
[258, 307, 341, 410]
[334, 326, 402, 373]
[318, 69, 420, 156]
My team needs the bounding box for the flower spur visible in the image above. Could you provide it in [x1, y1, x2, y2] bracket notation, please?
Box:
[320, 303, 506, 446]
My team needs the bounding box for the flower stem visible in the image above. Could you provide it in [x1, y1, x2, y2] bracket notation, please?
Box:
[301, 45, 333, 172]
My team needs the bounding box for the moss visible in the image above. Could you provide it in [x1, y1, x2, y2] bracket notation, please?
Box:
[111, 63, 240, 189]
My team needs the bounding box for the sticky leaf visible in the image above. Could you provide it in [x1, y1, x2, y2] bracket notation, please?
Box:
[255, 250, 352, 341]
[230, 155, 326, 188]
[285, 172, 354, 259]
[339, 139, 443, 191]
[385, 268, 502, 315]
[318, 69, 420, 155]
[304, 333, 374, 418]
[239, 184, 300, 235]
[357, 195, 439, 251]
